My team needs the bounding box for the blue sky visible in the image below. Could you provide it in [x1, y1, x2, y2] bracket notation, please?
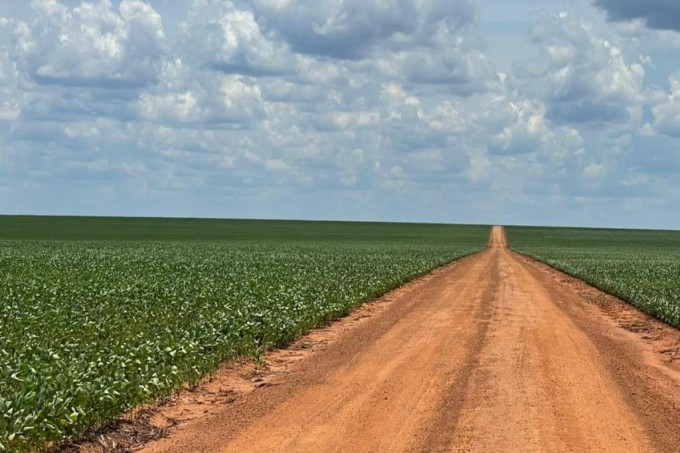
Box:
[1, 0, 680, 228]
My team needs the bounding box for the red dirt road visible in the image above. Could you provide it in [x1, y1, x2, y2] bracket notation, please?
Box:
[141, 226, 680, 452]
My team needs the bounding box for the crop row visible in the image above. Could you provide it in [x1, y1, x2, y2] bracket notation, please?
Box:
[0, 225, 487, 451]
[506, 226, 680, 329]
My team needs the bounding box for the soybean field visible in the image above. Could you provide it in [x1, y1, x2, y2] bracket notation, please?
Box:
[506, 226, 680, 329]
[0, 216, 489, 452]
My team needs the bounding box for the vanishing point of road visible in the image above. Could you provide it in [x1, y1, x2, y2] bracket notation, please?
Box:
[143, 226, 680, 452]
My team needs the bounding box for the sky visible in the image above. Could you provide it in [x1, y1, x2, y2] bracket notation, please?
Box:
[1, 0, 680, 228]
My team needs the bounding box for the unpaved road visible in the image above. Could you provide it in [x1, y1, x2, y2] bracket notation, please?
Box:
[142, 226, 680, 452]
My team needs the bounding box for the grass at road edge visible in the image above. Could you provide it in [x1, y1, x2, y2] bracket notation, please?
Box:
[506, 226, 680, 329]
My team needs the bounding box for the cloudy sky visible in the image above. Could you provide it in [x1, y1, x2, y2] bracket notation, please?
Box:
[1, 0, 680, 228]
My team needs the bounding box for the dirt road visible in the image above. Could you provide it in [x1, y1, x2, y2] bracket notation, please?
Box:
[141, 226, 680, 452]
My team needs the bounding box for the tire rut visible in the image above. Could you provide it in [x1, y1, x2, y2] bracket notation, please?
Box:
[137, 226, 680, 453]
[416, 249, 499, 452]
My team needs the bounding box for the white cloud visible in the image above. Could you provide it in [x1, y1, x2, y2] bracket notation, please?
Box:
[179, 0, 297, 76]
[650, 73, 680, 137]
[381, 83, 423, 122]
[0, 18, 21, 123]
[21, 0, 164, 88]
[515, 12, 646, 125]
[383, 47, 498, 94]
[312, 111, 381, 131]
[428, 100, 468, 133]
[138, 59, 265, 126]
[488, 100, 548, 155]
[249, 0, 477, 59]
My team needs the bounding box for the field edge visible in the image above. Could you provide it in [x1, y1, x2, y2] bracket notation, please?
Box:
[58, 252, 484, 452]
[509, 249, 680, 364]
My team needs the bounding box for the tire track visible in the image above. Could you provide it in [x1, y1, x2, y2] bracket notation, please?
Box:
[139, 226, 680, 453]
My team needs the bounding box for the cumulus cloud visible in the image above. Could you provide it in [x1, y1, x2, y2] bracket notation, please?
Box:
[515, 12, 646, 126]
[382, 46, 498, 94]
[488, 101, 547, 155]
[0, 43, 20, 121]
[594, 0, 680, 32]
[480, 95, 585, 191]
[650, 73, 680, 137]
[138, 67, 265, 126]
[427, 99, 468, 134]
[250, 0, 477, 59]
[21, 0, 165, 88]
[179, 0, 297, 76]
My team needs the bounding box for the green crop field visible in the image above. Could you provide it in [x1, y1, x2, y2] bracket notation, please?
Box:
[0, 216, 489, 451]
[506, 226, 680, 329]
